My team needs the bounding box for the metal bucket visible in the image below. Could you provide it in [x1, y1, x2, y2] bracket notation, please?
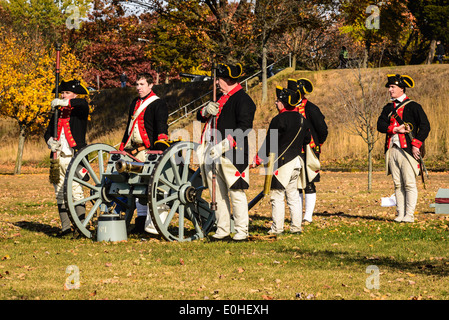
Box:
[97, 214, 127, 242]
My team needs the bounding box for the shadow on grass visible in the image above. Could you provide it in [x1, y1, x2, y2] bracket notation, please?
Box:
[249, 213, 448, 278]
[14, 220, 62, 237]
[316, 211, 389, 221]
[290, 247, 449, 278]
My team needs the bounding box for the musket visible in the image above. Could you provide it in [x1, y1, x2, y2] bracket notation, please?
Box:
[210, 63, 217, 211]
[54, 43, 61, 140]
[49, 43, 62, 184]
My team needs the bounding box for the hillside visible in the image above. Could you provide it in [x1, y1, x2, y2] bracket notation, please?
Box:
[169, 64, 449, 171]
[0, 64, 448, 171]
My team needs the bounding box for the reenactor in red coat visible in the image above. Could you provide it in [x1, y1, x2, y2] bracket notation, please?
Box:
[44, 80, 89, 237]
[252, 86, 311, 234]
[287, 78, 328, 224]
[197, 62, 257, 241]
[120, 73, 169, 233]
[377, 74, 430, 223]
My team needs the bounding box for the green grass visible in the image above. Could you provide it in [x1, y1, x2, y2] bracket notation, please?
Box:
[1, 172, 448, 301]
[1, 216, 448, 301]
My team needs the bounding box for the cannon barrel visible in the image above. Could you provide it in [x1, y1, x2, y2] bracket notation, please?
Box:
[115, 160, 145, 173]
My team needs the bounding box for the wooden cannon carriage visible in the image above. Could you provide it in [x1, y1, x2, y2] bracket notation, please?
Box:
[63, 141, 217, 242]
[63, 141, 273, 242]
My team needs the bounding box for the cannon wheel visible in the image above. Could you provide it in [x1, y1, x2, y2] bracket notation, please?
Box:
[64, 143, 136, 239]
[148, 141, 215, 242]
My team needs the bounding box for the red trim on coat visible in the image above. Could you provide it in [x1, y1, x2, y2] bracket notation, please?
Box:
[57, 100, 77, 148]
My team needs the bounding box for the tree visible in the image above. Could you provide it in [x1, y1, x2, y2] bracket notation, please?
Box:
[65, 0, 156, 88]
[0, 0, 91, 42]
[122, 0, 258, 77]
[144, 4, 213, 82]
[273, 0, 341, 71]
[0, 27, 86, 174]
[332, 68, 385, 191]
[252, 0, 296, 103]
[407, 0, 449, 64]
[339, 0, 412, 67]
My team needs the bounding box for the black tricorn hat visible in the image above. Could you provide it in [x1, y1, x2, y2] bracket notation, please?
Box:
[287, 78, 314, 95]
[276, 85, 300, 109]
[216, 63, 243, 79]
[53, 79, 89, 94]
[385, 74, 415, 89]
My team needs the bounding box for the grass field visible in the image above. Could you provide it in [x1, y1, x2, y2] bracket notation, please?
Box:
[1, 64, 448, 306]
[1, 168, 448, 301]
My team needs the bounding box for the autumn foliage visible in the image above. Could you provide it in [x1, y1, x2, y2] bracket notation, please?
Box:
[0, 25, 87, 174]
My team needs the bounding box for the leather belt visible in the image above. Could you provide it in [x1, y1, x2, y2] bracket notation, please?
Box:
[126, 142, 146, 155]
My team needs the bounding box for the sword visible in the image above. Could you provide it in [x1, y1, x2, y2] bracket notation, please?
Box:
[248, 153, 275, 210]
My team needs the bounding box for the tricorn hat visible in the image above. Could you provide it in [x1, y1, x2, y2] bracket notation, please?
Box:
[276, 85, 300, 109]
[53, 79, 89, 95]
[385, 74, 415, 89]
[216, 63, 243, 79]
[287, 78, 314, 95]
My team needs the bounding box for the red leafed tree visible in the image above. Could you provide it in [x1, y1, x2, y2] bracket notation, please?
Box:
[63, 0, 157, 88]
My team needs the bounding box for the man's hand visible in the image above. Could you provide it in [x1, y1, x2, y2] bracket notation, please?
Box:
[47, 137, 61, 153]
[51, 98, 69, 110]
[412, 145, 421, 160]
[393, 124, 410, 134]
[201, 101, 219, 117]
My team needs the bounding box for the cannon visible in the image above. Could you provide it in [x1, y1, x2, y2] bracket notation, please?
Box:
[63, 141, 275, 242]
[63, 141, 219, 242]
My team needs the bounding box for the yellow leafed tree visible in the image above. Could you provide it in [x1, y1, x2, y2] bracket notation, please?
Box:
[0, 27, 87, 174]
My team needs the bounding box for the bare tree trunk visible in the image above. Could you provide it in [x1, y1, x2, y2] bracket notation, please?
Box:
[426, 39, 436, 64]
[292, 52, 297, 70]
[367, 142, 374, 192]
[261, 46, 268, 104]
[14, 125, 26, 175]
[363, 42, 369, 68]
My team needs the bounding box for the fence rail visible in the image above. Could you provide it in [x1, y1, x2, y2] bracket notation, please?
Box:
[168, 53, 292, 126]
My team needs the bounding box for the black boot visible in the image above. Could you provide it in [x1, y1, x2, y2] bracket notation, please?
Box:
[57, 204, 72, 237]
[75, 204, 86, 222]
[130, 216, 146, 234]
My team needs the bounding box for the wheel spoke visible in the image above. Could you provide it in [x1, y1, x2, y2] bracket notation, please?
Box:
[72, 176, 97, 190]
[98, 150, 105, 177]
[83, 198, 102, 227]
[181, 148, 192, 182]
[73, 193, 99, 206]
[82, 157, 100, 185]
[186, 206, 202, 233]
[158, 176, 179, 191]
[188, 168, 200, 183]
[178, 206, 184, 239]
[170, 154, 182, 185]
[163, 200, 179, 229]
[156, 192, 178, 206]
